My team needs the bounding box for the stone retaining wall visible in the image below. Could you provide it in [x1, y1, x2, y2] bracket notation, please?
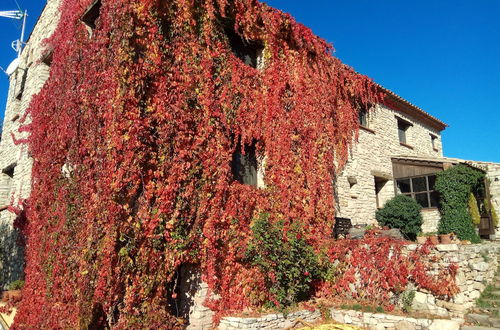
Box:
[213, 242, 499, 329]
[404, 243, 499, 318]
[219, 307, 463, 330]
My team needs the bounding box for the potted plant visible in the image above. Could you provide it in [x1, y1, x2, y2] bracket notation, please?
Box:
[416, 232, 427, 244]
[439, 233, 452, 244]
[426, 232, 439, 245]
[2, 280, 24, 303]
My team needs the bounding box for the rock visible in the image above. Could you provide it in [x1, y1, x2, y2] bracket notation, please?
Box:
[436, 244, 458, 252]
[379, 228, 404, 239]
[348, 228, 366, 239]
[470, 261, 489, 272]
[466, 313, 491, 326]
[428, 319, 460, 330]
[395, 320, 416, 330]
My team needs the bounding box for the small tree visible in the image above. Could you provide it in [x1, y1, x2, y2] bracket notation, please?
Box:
[375, 194, 423, 240]
[468, 193, 481, 225]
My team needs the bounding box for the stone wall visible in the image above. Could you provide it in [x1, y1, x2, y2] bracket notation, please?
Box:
[335, 103, 444, 231]
[218, 306, 462, 330]
[0, 0, 60, 287]
[406, 242, 499, 318]
[184, 242, 498, 329]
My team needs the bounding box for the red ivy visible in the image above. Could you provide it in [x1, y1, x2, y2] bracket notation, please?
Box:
[12, 0, 388, 328]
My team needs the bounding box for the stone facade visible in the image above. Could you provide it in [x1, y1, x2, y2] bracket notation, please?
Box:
[0, 0, 60, 287]
[335, 103, 444, 231]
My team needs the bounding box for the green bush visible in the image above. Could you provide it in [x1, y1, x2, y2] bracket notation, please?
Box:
[375, 194, 423, 240]
[485, 198, 499, 227]
[435, 164, 483, 243]
[8, 279, 25, 291]
[469, 193, 481, 225]
[245, 213, 318, 308]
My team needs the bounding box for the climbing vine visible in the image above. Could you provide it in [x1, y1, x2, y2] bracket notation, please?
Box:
[10, 0, 455, 328]
[435, 164, 484, 242]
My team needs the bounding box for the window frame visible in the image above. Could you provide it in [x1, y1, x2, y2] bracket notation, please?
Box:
[396, 117, 412, 145]
[395, 174, 438, 209]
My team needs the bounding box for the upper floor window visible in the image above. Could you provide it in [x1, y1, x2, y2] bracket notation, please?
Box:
[82, 0, 102, 36]
[359, 109, 368, 127]
[430, 134, 438, 151]
[232, 140, 258, 186]
[225, 26, 264, 69]
[396, 117, 412, 144]
[396, 174, 438, 208]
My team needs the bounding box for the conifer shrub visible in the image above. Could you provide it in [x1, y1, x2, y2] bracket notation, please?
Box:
[469, 193, 481, 225]
[375, 194, 423, 240]
[435, 164, 484, 243]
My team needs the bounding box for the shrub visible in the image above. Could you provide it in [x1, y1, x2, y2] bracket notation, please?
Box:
[245, 213, 319, 308]
[469, 193, 481, 225]
[375, 194, 423, 240]
[485, 198, 499, 227]
[8, 280, 25, 291]
[435, 164, 483, 242]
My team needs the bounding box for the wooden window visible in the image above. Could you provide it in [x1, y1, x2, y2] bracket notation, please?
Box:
[396, 174, 438, 208]
[225, 26, 263, 69]
[82, 0, 102, 32]
[396, 117, 412, 144]
[232, 140, 258, 186]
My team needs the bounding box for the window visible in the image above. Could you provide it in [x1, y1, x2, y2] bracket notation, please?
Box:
[82, 0, 102, 33]
[232, 140, 258, 186]
[15, 68, 28, 100]
[359, 109, 368, 127]
[0, 164, 15, 207]
[397, 117, 411, 144]
[396, 174, 438, 208]
[41, 49, 53, 67]
[225, 26, 263, 69]
[430, 134, 438, 151]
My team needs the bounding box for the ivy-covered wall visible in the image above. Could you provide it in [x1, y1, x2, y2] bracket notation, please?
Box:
[13, 0, 383, 327]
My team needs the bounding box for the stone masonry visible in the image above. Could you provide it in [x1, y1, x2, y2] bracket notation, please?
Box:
[335, 103, 444, 232]
[0, 0, 60, 288]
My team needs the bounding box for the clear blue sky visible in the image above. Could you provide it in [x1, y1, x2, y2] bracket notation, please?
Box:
[1, 1, 499, 162]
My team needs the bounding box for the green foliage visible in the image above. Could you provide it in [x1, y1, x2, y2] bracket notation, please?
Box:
[485, 198, 499, 227]
[8, 279, 25, 291]
[435, 164, 484, 242]
[400, 289, 415, 313]
[375, 195, 423, 240]
[246, 213, 318, 308]
[469, 193, 481, 225]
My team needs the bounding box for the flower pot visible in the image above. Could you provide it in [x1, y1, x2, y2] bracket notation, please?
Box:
[2, 290, 21, 302]
[416, 236, 427, 244]
[439, 234, 452, 244]
[428, 235, 439, 245]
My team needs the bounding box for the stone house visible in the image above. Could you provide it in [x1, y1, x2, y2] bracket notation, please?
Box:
[0, 0, 499, 289]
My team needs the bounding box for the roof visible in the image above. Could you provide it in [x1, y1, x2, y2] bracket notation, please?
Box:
[377, 84, 448, 132]
[391, 155, 499, 172]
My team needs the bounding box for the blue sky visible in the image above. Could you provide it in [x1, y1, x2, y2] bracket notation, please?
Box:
[1, 1, 499, 162]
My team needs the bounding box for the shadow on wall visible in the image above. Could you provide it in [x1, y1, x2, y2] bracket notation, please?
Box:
[0, 219, 24, 289]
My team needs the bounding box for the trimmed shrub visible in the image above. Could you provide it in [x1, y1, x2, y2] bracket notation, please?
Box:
[469, 193, 481, 225]
[485, 198, 499, 227]
[375, 194, 423, 240]
[435, 164, 483, 243]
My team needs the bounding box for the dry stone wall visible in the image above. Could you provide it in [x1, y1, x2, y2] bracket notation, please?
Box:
[185, 242, 499, 329]
[0, 0, 60, 288]
[335, 103, 444, 231]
